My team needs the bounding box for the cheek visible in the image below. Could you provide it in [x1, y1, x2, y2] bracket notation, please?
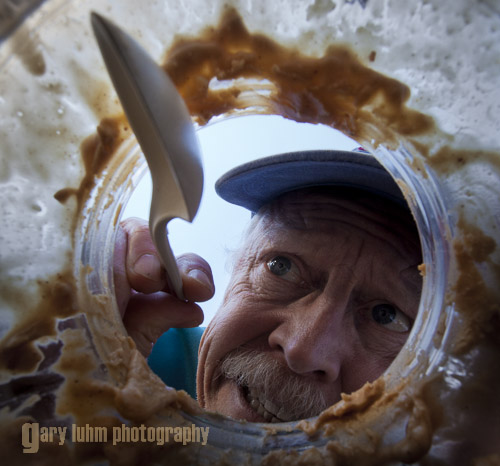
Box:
[338, 319, 409, 393]
[353, 306, 411, 361]
[356, 325, 410, 362]
[345, 332, 408, 388]
[341, 345, 395, 394]
[203, 284, 277, 360]
[199, 289, 279, 405]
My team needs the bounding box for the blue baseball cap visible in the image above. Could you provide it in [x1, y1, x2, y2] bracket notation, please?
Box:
[215, 149, 406, 213]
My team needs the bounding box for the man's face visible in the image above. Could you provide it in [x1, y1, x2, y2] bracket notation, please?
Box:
[197, 190, 422, 422]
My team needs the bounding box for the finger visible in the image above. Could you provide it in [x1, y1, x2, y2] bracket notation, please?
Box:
[121, 217, 167, 294]
[123, 291, 204, 357]
[176, 253, 215, 302]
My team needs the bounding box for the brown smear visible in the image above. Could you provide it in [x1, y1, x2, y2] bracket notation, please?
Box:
[3, 5, 498, 465]
[422, 146, 500, 353]
[451, 214, 500, 353]
[10, 26, 46, 76]
[0, 272, 78, 373]
[299, 379, 389, 437]
[425, 145, 500, 174]
[294, 379, 431, 465]
[163, 7, 434, 146]
[54, 116, 130, 211]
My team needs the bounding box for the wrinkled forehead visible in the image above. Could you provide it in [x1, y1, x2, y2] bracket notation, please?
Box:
[253, 187, 422, 260]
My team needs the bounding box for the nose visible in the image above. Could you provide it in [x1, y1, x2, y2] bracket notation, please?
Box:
[267, 293, 349, 383]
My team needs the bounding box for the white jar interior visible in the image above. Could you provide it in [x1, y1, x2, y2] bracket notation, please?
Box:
[0, 1, 499, 464]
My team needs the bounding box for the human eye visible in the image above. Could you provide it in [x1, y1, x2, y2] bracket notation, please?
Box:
[266, 255, 302, 284]
[371, 303, 411, 333]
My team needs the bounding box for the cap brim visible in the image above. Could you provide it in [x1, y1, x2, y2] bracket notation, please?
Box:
[215, 150, 406, 213]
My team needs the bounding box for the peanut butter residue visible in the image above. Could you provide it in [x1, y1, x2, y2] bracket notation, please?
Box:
[291, 379, 432, 465]
[451, 215, 500, 353]
[2, 4, 499, 465]
[426, 146, 500, 174]
[54, 116, 130, 210]
[163, 7, 434, 146]
[0, 272, 78, 373]
[316, 378, 386, 422]
[10, 26, 46, 76]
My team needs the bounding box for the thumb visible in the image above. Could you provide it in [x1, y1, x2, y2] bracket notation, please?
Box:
[177, 253, 215, 302]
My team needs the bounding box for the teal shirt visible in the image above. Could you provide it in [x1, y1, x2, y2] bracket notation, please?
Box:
[147, 327, 204, 399]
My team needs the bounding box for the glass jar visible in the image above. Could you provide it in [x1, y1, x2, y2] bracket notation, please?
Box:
[0, 0, 498, 463]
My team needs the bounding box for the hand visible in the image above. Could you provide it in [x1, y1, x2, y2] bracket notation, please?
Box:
[113, 217, 215, 357]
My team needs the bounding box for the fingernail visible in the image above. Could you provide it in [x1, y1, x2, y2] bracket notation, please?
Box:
[133, 254, 162, 281]
[188, 268, 213, 291]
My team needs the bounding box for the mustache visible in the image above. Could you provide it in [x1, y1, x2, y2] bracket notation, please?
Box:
[217, 347, 329, 421]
